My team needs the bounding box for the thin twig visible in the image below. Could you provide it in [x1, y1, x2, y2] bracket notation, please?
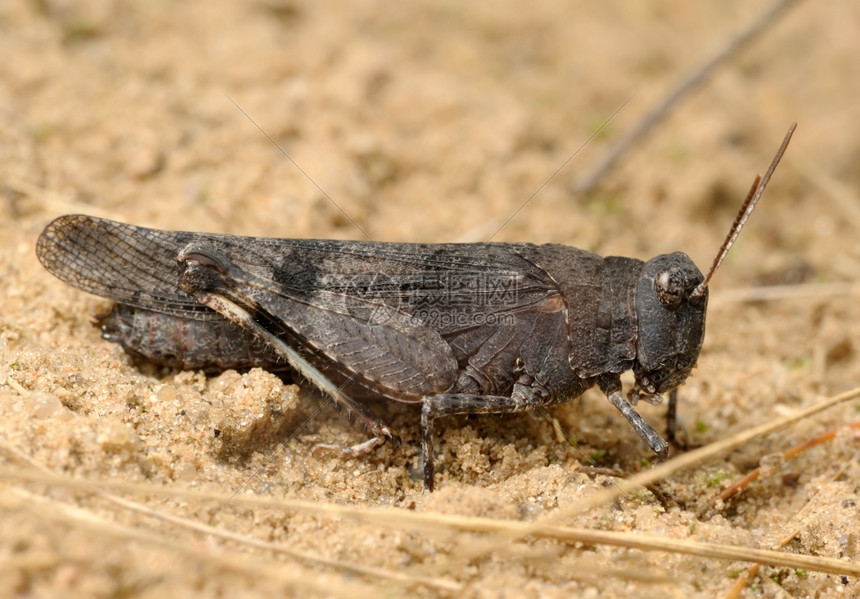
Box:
[710, 282, 858, 307]
[1, 442, 460, 592]
[5, 466, 859, 578]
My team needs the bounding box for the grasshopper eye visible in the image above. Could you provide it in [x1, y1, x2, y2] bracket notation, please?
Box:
[653, 266, 685, 309]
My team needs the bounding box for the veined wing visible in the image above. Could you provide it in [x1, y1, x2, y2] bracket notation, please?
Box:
[37, 215, 208, 318]
[37, 215, 564, 329]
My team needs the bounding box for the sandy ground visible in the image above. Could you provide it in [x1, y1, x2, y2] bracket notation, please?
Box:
[2, 1, 860, 597]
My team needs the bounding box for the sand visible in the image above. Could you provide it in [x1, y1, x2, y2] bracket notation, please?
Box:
[1, 1, 859, 597]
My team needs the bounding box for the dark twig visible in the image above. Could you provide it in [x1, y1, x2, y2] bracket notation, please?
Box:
[575, 0, 803, 195]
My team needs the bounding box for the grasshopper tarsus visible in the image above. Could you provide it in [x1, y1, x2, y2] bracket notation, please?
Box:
[311, 434, 390, 460]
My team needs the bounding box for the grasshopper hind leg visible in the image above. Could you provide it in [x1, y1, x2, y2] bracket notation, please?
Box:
[307, 387, 397, 459]
[178, 266, 398, 461]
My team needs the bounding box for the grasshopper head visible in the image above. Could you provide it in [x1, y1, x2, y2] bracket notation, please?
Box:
[633, 252, 708, 395]
[629, 124, 795, 402]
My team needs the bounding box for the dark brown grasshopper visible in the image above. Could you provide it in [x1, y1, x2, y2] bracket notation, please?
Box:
[36, 124, 795, 491]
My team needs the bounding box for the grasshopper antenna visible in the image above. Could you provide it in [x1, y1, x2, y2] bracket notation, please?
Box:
[691, 122, 796, 299]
